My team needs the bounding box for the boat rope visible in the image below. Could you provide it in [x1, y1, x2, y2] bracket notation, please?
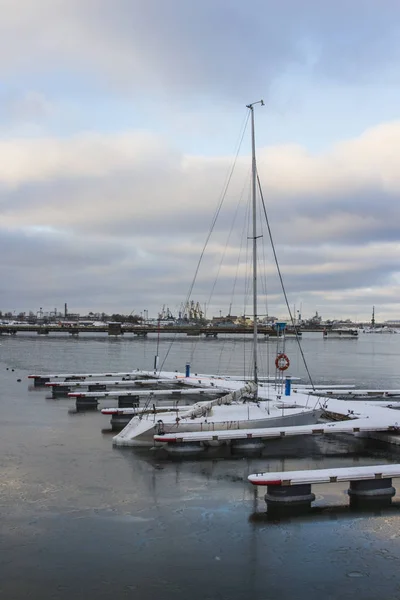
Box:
[201, 168, 251, 374]
[157, 112, 250, 377]
[183, 111, 250, 321]
[257, 173, 316, 391]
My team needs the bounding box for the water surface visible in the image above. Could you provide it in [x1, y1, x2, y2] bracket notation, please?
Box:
[1, 333, 400, 599]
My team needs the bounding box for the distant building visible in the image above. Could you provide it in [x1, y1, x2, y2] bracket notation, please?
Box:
[211, 315, 238, 327]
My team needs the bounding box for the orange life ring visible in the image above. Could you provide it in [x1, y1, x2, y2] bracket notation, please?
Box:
[275, 353, 290, 371]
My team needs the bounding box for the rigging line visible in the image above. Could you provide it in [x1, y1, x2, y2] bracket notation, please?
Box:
[156, 318, 161, 359]
[243, 187, 253, 381]
[243, 330, 247, 383]
[214, 177, 252, 375]
[257, 173, 316, 391]
[222, 336, 237, 376]
[216, 327, 229, 375]
[182, 111, 250, 315]
[312, 395, 325, 411]
[243, 183, 252, 317]
[206, 164, 250, 336]
[215, 189, 251, 377]
[233, 184, 250, 326]
[254, 209, 269, 382]
[159, 112, 250, 376]
[257, 188, 269, 327]
[227, 168, 252, 311]
[156, 329, 179, 376]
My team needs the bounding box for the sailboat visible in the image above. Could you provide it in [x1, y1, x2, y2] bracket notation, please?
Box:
[112, 101, 321, 448]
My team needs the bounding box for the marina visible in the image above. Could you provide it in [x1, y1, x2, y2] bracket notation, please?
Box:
[15, 108, 400, 535]
[19, 104, 400, 488]
[27, 355, 400, 454]
[25, 336, 400, 472]
[3, 0, 400, 597]
[3, 330, 400, 599]
[2, 94, 400, 600]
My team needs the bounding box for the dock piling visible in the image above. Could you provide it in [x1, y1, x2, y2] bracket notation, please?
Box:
[348, 478, 395, 506]
[265, 484, 315, 510]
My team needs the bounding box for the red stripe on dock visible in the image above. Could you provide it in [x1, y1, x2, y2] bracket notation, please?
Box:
[249, 479, 282, 486]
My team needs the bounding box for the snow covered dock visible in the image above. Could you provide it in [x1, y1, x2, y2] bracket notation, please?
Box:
[248, 464, 400, 511]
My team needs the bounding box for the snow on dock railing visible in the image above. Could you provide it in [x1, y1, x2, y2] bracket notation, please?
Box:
[29, 370, 267, 388]
[249, 464, 400, 510]
[101, 405, 191, 415]
[45, 378, 174, 388]
[299, 389, 400, 397]
[30, 369, 302, 384]
[68, 388, 229, 399]
[248, 464, 400, 486]
[29, 370, 248, 381]
[28, 369, 161, 381]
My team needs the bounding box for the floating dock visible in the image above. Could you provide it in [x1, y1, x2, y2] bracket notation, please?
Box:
[45, 378, 180, 397]
[27, 368, 400, 451]
[153, 418, 397, 444]
[248, 464, 400, 512]
[68, 387, 229, 399]
[28, 370, 159, 386]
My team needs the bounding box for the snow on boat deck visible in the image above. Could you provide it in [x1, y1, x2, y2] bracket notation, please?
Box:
[152, 392, 400, 444]
[28, 369, 400, 448]
[101, 405, 192, 415]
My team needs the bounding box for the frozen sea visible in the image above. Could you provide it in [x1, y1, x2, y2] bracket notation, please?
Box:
[1, 331, 400, 599]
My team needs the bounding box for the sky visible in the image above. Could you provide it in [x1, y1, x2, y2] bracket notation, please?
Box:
[1, 0, 400, 323]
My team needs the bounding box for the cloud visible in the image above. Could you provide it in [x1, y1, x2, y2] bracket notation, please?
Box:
[0, 131, 173, 188]
[0, 120, 400, 241]
[0, 0, 399, 101]
[0, 90, 53, 125]
[1, 1, 400, 325]
[0, 119, 399, 318]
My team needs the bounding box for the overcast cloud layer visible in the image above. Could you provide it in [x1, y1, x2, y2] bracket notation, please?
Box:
[1, 0, 400, 322]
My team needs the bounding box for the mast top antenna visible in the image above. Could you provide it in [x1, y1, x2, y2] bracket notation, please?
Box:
[246, 99, 264, 109]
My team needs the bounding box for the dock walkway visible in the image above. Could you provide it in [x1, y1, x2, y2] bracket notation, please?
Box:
[248, 464, 400, 486]
[248, 464, 400, 511]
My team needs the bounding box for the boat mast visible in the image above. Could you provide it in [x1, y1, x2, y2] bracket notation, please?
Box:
[246, 100, 264, 385]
